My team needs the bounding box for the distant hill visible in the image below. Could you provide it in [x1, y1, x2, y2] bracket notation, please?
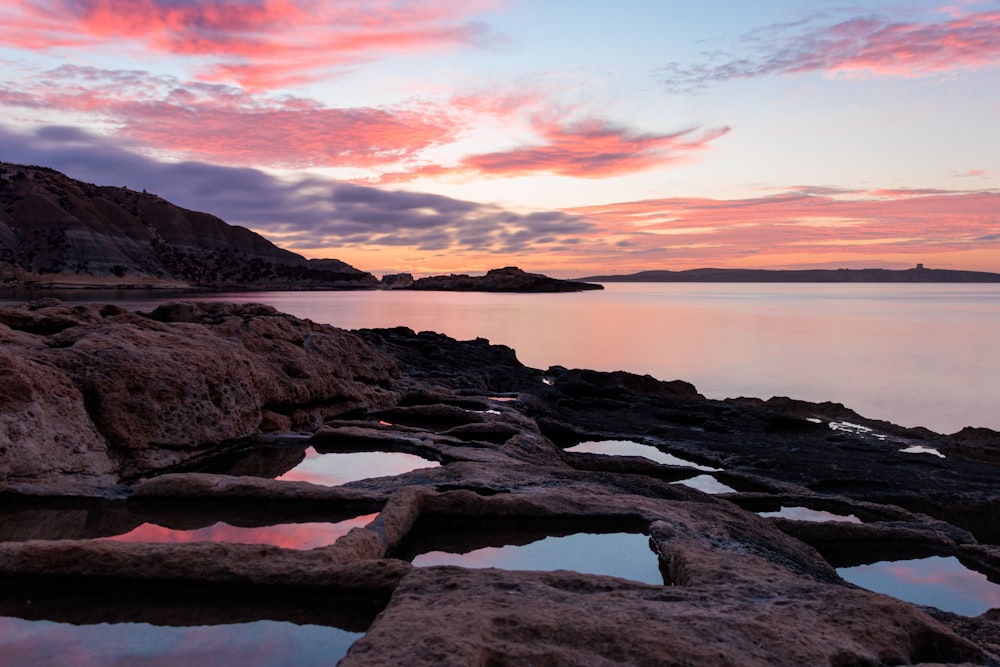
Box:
[0, 162, 376, 289]
[576, 267, 1000, 283]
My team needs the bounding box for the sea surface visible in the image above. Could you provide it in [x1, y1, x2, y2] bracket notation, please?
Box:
[3, 283, 998, 434]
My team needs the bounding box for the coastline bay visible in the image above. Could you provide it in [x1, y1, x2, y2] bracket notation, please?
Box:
[3, 282, 997, 434]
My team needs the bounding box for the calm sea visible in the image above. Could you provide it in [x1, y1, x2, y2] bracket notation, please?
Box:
[3, 283, 998, 434]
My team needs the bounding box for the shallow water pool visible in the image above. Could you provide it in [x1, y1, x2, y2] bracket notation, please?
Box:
[276, 448, 439, 486]
[837, 555, 1000, 616]
[671, 474, 736, 494]
[0, 617, 362, 667]
[412, 531, 664, 585]
[757, 507, 862, 523]
[102, 513, 378, 549]
[565, 440, 720, 471]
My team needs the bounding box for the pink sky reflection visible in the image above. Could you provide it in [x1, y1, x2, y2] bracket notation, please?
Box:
[276, 448, 439, 486]
[839, 556, 1000, 616]
[103, 514, 377, 550]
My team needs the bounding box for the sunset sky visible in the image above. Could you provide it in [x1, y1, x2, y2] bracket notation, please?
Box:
[2, 0, 999, 277]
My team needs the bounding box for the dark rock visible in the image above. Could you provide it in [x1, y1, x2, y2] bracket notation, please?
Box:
[406, 266, 603, 292]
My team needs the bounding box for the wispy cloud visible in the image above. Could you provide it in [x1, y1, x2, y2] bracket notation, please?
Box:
[3, 0, 497, 89]
[459, 117, 730, 178]
[662, 9, 1000, 91]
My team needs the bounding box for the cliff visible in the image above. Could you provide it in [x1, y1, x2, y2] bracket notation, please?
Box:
[0, 163, 376, 289]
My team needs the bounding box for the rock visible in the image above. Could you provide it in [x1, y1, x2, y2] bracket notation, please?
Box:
[406, 266, 603, 292]
[379, 272, 414, 289]
[2, 299, 1000, 664]
[0, 348, 117, 493]
[0, 300, 399, 491]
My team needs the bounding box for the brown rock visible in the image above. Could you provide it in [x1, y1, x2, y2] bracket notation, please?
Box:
[0, 301, 400, 490]
[0, 348, 116, 493]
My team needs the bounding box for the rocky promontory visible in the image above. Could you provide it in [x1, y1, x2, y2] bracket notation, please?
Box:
[403, 266, 604, 292]
[1, 299, 999, 664]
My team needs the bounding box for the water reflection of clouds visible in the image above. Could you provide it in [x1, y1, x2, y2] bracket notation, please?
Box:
[566, 440, 720, 471]
[838, 556, 1000, 616]
[412, 532, 663, 585]
[276, 448, 439, 486]
[0, 617, 361, 667]
[104, 514, 378, 550]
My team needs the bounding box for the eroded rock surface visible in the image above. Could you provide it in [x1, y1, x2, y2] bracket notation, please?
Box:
[0, 300, 398, 491]
[1, 300, 999, 665]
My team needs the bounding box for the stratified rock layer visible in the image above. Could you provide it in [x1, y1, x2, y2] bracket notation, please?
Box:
[0, 162, 376, 288]
[0, 300, 998, 665]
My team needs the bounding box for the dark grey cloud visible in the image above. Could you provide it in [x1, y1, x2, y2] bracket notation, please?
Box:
[0, 123, 593, 256]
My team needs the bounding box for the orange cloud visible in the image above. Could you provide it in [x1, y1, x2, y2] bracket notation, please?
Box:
[5, 0, 496, 89]
[565, 188, 1000, 270]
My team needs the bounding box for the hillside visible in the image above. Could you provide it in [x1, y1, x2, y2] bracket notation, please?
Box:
[577, 266, 1000, 283]
[0, 163, 376, 289]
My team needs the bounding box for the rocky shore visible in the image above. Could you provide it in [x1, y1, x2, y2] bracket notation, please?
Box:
[1, 299, 998, 665]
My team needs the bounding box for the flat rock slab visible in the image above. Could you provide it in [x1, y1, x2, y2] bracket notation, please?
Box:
[345, 567, 983, 666]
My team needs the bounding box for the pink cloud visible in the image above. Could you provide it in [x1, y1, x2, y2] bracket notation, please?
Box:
[376, 115, 730, 182]
[127, 100, 459, 169]
[796, 11, 1000, 77]
[5, 66, 726, 179]
[460, 118, 730, 178]
[1, 67, 461, 169]
[4, 0, 495, 89]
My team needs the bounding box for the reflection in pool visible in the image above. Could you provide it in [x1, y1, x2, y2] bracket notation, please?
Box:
[103, 514, 378, 550]
[837, 556, 1000, 616]
[277, 448, 439, 486]
[565, 440, 720, 471]
[671, 475, 736, 494]
[412, 532, 663, 585]
[0, 617, 361, 667]
[757, 507, 862, 523]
